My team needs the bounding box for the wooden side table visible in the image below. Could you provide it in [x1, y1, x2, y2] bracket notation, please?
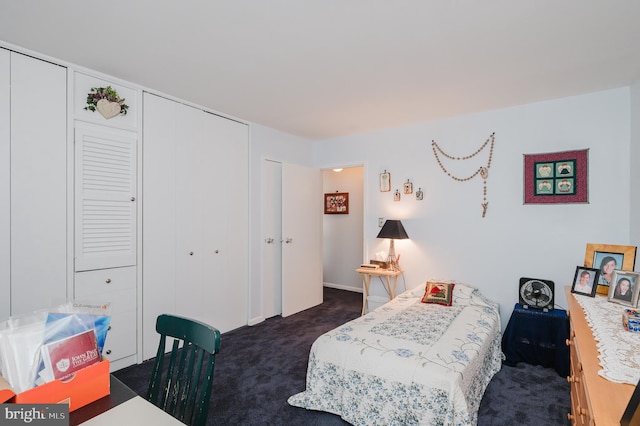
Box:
[355, 268, 403, 315]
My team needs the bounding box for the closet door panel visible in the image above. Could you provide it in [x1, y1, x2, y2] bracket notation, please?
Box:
[10, 52, 67, 315]
[174, 105, 207, 316]
[0, 49, 9, 321]
[201, 113, 248, 332]
[141, 93, 178, 360]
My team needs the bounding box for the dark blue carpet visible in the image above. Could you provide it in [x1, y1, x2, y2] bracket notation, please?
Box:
[114, 288, 570, 425]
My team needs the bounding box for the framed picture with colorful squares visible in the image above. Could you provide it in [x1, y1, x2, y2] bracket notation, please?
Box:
[523, 149, 589, 204]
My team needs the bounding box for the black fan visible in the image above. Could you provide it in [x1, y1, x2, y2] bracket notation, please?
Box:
[519, 277, 555, 311]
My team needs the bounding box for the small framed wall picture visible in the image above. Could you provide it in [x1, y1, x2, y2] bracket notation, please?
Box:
[394, 189, 401, 201]
[403, 180, 413, 194]
[380, 170, 390, 192]
[608, 271, 640, 307]
[324, 192, 349, 214]
[416, 188, 424, 200]
[571, 266, 599, 297]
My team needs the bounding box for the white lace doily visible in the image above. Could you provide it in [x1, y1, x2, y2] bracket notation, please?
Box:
[575, 293, 640, 384]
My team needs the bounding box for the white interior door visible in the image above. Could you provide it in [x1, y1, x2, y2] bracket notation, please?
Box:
[282, 163, 323, 317]
[10, 52, 67, 315]
[262, 159, 282, 318]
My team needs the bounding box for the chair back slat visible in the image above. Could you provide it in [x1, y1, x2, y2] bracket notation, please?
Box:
[146, 314, 221, 426]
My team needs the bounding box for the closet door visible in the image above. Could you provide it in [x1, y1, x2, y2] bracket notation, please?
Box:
[199, 112, 249, 332]
[10, 52, 67, 315]
[142, 93, 177, 359]
[0, 49, 9, 321]
[142, 93, 249, 360]
[74, 123, 137, 271]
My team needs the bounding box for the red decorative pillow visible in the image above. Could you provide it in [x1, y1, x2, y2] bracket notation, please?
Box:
[421, 282, 455, 306]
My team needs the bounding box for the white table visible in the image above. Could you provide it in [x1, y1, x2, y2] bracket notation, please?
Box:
[79, 395, 184, 425]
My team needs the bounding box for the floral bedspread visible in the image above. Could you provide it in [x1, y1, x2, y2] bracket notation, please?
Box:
[288, 284, 502, 425]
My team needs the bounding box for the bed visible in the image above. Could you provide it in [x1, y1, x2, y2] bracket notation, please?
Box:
[288, 281, 503, 425]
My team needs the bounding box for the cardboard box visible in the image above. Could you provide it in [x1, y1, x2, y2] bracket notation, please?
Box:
[623, 309, 640, 333]
[0, 359, 110, 411]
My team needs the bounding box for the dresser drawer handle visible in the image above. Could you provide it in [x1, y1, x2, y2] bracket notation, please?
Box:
[567, 375, 580, 384]
[105, 349, 112, 355]
[565, 338, 572, 346]
[105, 278, 112, 284]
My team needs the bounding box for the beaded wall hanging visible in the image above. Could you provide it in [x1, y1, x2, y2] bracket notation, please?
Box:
[431, 132, 495, 218]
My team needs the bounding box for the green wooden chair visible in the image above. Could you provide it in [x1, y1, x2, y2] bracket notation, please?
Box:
[146, 314, 221, 426]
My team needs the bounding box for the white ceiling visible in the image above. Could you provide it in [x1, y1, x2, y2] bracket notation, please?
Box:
[1, 1, 639, 140]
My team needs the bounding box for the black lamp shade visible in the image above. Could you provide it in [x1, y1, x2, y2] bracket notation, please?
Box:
[376, 220, 409, 240]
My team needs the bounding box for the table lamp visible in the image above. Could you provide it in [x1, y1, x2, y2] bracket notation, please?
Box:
[376, 220, 409, 270]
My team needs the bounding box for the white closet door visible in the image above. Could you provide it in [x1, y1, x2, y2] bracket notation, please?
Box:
[142, 93, 249, 359]
[281, 163, 323, 317]
[0, 49, 9, 321]
[174, 104, 206, 316]
[74, 123, 137, 271]
[141, 93, 178, 359]
[200, 112, 249, 332]
[10, 52, 67, 315]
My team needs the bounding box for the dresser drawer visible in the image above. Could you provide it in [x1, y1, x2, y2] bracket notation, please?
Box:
[75, 267, 136, 298]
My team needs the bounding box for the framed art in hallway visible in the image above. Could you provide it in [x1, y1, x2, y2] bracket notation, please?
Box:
[523, 149, 588, 204]
[584, 243, 637, 295]
[324, 192, 349, 214]
[607, 270, 640, 308]
[571, 266, 599, 297]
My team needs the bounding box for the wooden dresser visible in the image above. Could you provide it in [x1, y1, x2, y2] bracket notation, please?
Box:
[565, 287, 635, 425]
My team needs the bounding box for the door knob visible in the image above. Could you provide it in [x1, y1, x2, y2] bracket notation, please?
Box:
[285, 238, 293, 244]
[265, 237, 274, 244]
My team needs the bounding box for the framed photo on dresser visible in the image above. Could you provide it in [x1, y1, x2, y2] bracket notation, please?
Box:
[584, 243, 637, 295]
[607, 270, 640, 308]
[571, 266, 599, 297]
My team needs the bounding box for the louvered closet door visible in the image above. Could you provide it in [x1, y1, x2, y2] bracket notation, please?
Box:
[75, 123, 137, 271]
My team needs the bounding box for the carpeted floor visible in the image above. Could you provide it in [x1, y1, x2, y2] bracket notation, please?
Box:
[114, 287, 570, 425]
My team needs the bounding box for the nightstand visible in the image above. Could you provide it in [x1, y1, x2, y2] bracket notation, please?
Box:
[355, 268, 402, 315]
[502, 303, 570, 377]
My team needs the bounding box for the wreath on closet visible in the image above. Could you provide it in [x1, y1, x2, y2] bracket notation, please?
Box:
[84, 86, 129, 119]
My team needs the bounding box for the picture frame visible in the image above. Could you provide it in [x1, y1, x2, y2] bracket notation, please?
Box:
[380, 171, 390, 192]
[393, 189, 401, 201]
[570, 266, 599, 297]
[416, 188, 424, 200]
[324, 192, 349, 214]
[403, 180, 413, 194]
[607, 270, 640, 308]
[523, 149, 588, 204]
[584, 243, 637, 295]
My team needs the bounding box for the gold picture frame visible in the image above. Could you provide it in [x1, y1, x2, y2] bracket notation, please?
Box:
[584, 243, 637, 295]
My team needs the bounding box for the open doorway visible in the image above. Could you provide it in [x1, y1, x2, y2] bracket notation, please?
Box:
[322, 166, 364, 293]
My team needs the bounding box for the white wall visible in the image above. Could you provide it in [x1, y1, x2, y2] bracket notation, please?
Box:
[313, 88, 632, 329]
[631, 81, 640, 247]
[248, 124, 314, 322]
[322, 167, 364, 292]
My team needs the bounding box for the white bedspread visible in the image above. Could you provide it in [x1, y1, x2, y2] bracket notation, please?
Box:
[288, 284, 502, 426]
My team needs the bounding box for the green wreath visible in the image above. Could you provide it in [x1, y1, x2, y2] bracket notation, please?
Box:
[84, 86, 129, 115]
